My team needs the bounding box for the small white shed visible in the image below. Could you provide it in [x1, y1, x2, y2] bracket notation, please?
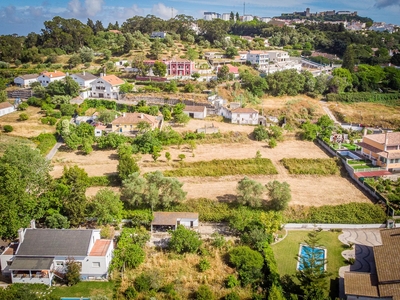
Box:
[183, 106, 207, 119]
[0, 102, 15, 117]
[151, 212, 199, 232]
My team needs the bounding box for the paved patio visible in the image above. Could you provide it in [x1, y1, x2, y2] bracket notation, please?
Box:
[338, 229, 382, 299]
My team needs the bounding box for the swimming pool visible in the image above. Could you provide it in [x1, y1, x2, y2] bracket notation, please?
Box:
[297, 244, 327, 272]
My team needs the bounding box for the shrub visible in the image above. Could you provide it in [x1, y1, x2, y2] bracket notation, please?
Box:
[196, 285, 214, 300]
[229, 246, 264, 286]
[65, 259, 81, 286]
[168, 225, 202, 254]
[211, 232, 226, 249]
[41, 117, 57, 125]
[198, 258, 211, 272]
[33, 133, 57, 154]
[124, 286, 138, 300]
[225, 275, 239, 288]
[19, 113, 29, 121]
[18, 102, 29, 110]
[134, 273, 151, 292]
[3, 125, 13, 132]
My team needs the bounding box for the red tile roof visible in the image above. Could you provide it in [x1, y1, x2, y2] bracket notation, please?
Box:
[41, 71, 66, 78]
[365, 132, 400, 147]
[354, 170, 392, 178]
[101, 75, 124, 86]
[111, 112, 157, 125]
[90, 240, 111, 256]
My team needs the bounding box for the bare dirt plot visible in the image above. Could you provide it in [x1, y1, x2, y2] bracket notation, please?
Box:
[51, 149, 119, 178]
[0, 106, 55, 138]
[52, 138, 371, 207]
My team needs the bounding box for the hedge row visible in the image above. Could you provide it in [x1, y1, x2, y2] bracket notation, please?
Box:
[88, 174, 119, 186]
[284, 202, 387, 224]
[326, 92, 400, 104]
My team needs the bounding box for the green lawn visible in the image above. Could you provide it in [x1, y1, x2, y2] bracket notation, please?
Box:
[50, 281, 114, 298]
[271, 230, 347, 297]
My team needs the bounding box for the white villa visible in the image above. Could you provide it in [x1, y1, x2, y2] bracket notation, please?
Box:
[71, 72, 98, 99]
[37, 71, 66, 87]
[89, 74, 124, 100]
[0, 227, 114, 286]
[246, 50, 301, 73]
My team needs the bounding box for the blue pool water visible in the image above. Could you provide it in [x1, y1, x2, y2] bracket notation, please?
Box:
[297, 245, 326, 271]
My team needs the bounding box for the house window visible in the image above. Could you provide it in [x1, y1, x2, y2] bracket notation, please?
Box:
[55, 261, 64, 266]
[92, 262, 101, 267]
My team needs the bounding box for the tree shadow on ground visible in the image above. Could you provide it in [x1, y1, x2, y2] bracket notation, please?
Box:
[216, 194, 237, 203]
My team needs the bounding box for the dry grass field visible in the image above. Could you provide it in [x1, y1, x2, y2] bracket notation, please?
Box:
[328, 101, 400, 128]
[51, 118, 371, 207]
[0, 106, 55, 138]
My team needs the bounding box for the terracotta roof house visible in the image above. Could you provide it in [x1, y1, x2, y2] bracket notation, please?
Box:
[0, 102, 15, 117]
[37, 71, 66, 87]
[345, 228, 400, 299]
[151, 212, 199, 232]
[90, 74, 124, 100]
[357, 131, 400, 171]
[0, 228, 114, 286]
[183, 105, 207, 119]
[111, 112, 160, 133]
[14, 74, 39, 87]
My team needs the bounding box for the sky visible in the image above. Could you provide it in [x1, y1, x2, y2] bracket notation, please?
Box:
[0, 0, 399, 36]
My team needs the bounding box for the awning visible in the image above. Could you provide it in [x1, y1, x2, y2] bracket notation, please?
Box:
[10, 257, 54, 271]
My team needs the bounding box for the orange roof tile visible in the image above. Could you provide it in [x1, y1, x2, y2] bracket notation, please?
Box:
[41, 71, 66, 78]
[101, 75, 124, 86]
[0, 102, 13, 110]
[111, 112, 157, 125]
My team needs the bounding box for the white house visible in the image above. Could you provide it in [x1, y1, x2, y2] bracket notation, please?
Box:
[14, 74, 39, 87]
[151, 212, 199, 232]
[70, 72, 97, 89]
[0, 228, 114, 286]
[151, 32, 167, 38]
[90, 74, 124, 100]
[183, 105, 207, 119]
[70, 72, 98, 99]
[231, 108, 259, 125]
[0, 102, 15, 117]
[37, 71, 66, 87]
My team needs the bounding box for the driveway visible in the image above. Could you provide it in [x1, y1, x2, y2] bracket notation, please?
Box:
[338, 229, 382, 299]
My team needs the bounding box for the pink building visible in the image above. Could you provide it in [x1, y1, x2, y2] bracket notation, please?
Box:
[166, 59, 194, 76]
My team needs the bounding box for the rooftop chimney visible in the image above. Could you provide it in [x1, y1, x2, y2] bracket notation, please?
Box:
[18, 228, 25, 243]
[384, 131, 389, 151]
[140, 113, 144, 119]
[30, 219, 36, 229]
[123, 112, 126, 117]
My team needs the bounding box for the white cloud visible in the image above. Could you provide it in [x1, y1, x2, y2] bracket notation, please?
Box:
[85, 0, 104, 17]
[151, 3, 178, 19]
[67, 0, 104, 18]
[68, 0, 82, 16]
